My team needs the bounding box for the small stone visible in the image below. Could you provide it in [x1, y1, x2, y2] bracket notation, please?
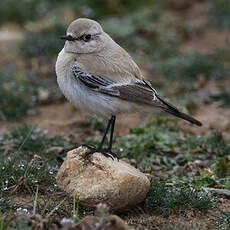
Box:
[56, 146, 150, 211]
[38, 88, 50, 103]
[47, 146, 65, 154]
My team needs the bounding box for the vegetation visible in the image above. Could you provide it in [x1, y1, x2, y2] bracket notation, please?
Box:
[0, 0, 230, 229]
[146, 180, 215, 215]
[0, 123, 73, 194]
[0, 65, 36, 121]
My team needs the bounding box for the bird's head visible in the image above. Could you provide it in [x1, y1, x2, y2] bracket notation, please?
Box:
[61, 18, 107, 54]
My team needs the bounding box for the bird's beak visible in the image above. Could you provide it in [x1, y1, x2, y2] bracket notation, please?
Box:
[60, 35, 76, 41]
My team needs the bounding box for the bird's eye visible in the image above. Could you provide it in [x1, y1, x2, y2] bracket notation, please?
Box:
[83, 34, 92, 42]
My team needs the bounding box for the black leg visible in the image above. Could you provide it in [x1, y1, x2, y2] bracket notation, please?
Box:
[98, 116, 113, 149]
[108, 116, 116, 151]
[84, 116, 116, 159]
[106, 116, 119, 159]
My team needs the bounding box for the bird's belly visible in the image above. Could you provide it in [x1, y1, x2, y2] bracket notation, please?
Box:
[57, 75, 133, 117]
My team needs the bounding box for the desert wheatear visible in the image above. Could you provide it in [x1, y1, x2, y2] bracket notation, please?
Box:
[56, 18, 202, 159]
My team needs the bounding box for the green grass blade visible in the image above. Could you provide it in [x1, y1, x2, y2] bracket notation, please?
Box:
[17, 125, 34, 153]
[47, 197, 67, 218]
[0, 216, 4, 230]
[73, 192, 76, 216]
[41, 197, 52, 217]
[33, 185, 39, 214]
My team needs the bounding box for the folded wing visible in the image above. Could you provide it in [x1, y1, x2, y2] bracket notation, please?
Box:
[72, 66, 202, 126]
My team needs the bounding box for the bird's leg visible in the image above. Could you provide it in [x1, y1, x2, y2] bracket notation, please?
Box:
[84, 116, 114, 159]
[108, 116, 115, 151]
[106, 116, 119, 159]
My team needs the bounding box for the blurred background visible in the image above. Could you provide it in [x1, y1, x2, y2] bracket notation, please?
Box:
[0, 0, 230, 132]
[0, 0, 230, 229]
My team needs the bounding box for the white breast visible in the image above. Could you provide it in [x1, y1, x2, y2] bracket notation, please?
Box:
[56, 49, 133, 118]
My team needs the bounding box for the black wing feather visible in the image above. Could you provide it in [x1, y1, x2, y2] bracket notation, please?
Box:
[72, 66, 202, 126]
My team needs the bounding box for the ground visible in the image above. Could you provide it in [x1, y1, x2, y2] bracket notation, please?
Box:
[0, 1, 230, 229]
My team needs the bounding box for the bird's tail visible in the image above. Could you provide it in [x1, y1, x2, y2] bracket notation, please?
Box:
[163, 107, 202, 126]
[156, 95, 202, 127]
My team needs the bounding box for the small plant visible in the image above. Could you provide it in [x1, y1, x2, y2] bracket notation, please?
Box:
[72, 193, 80, 223]
[146, 180, 215, 216]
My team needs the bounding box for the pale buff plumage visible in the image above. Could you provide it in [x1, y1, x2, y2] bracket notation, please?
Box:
[57, 18, 142, 82]
[56, 18, 202, 126]
[56, 19, 149, 118]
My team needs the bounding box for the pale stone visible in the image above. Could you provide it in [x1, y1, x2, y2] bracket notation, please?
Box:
[56, 146, 150, 211]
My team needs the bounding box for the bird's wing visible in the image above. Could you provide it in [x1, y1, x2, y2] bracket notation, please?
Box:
[72, 66, 202, 126]
[72, 65, 161, 106]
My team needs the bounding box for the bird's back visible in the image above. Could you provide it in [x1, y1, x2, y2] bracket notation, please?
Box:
[75, 34, 144, 83]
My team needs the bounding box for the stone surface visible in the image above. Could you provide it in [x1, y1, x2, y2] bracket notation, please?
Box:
[56, 146, 150, 211]
[75, 215, 133, 230]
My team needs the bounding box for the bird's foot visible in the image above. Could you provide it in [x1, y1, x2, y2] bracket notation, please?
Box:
[82, 144, 119, 160]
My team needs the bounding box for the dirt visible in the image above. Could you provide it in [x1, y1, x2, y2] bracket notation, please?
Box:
[122, 196, 230, 229]
[10, 192, 230, 229]
[180, 29, 230, 54]
[1, 100, 230, 140]
[181, 104, 230, 135]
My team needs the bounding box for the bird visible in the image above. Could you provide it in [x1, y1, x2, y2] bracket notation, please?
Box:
[55, 18, 202, 159]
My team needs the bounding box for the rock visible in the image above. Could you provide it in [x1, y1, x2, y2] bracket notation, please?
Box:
[75, 215, 133, 230]
[56, 146, 150, 211]
[38, 88, 50, 104]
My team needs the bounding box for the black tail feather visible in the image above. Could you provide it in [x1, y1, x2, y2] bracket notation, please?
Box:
[156, 94, 202, 126]
[163, 108, 202, 126]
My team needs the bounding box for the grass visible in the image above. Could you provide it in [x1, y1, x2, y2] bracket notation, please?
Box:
[114, 117, 230, 166]
[87, 115, 230, 192]
[0, 120, 228, 228]
[145, 180, 215, 216]
[0, 123, 74, 195]
[0, 123, 90, 229]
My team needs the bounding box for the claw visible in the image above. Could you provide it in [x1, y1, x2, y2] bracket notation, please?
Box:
[82, 145, 118, 160]
[82, 144, 94, 149]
